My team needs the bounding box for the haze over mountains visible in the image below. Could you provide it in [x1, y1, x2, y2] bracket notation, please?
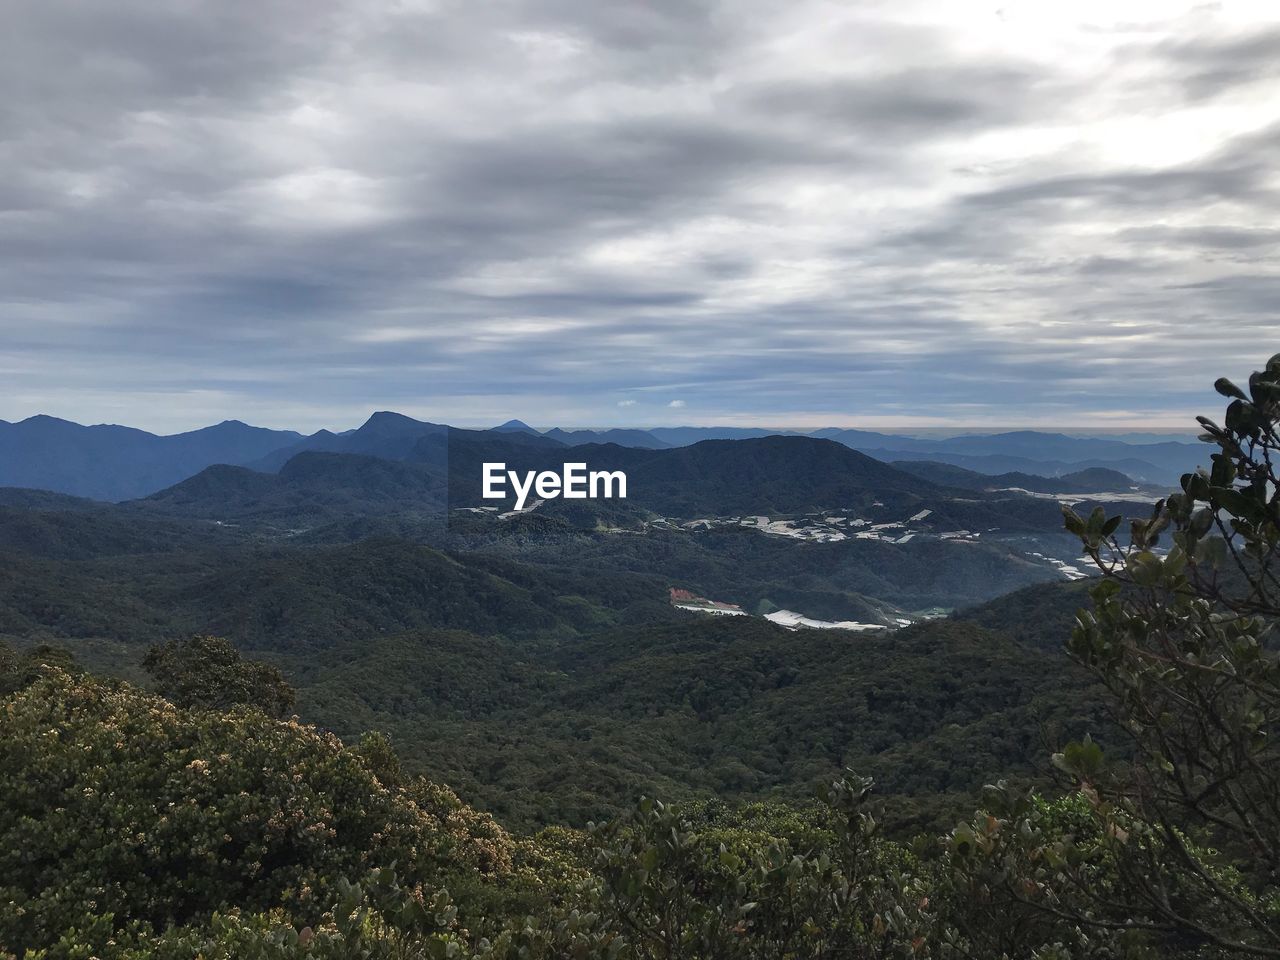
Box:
[0, 411, 1204, 503]
[0, 416, 302, 501]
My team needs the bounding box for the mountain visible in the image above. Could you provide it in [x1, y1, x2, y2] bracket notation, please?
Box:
[871, 448, 1177, 484]
[892, 461, 1149, 495]
[647, 427, 797, 445]
[138, 451, 448, 530]
[0, 409, 1205, 501]
[623, 436, 939, 515]
[246, 411, 451, 472]
[821, 429, 1201, 484]
[0, 416, 304, 501]
[143, 431, 1144, 546]
[590, 426, 1200, 484]
[1062, 466, 1147, 489]
[132, 428, 590, 530]
[492, 419, 539, 434]
[445, 434, 942, 516]
[541, 427, 670, 448]
[501, 422, 1203, 484]
[0, 487, 103, 512]
[83, 428, 1097, 636]
[247, 414, 568, 475]
[249, 414, 572, 470]
[890, 460, 1012, 490]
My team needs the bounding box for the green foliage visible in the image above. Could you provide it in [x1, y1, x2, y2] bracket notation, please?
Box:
[1053, 352, 1280, 953]
[0, 538, 676, 650]
[945, 785, 1166, 958]
[357, 730, 406, 788]
[574, 782, 931, 959]
[143, 634, 296, 717]
[0, 653, 1106, 960]
[953, 578, 1094, 651]
[0, 669, 513, 957]
[0, 639, 78, 696]
[297, 611, 1103, 832]
[0, 505, 242, 560]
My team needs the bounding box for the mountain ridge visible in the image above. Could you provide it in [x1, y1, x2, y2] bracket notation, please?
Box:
[0, 410, 1205, 501]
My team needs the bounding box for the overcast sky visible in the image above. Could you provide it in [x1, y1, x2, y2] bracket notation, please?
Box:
[3, 0, 1278, 433]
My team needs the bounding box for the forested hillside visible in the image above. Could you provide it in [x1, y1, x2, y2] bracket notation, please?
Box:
[296, 608, 1107, 831]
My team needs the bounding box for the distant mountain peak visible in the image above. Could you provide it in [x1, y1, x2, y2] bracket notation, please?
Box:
[364, 410, 421, 425]
[357, 411, 440, 435]
[188, 419, 266, 433]
[493, 419, 538, 433]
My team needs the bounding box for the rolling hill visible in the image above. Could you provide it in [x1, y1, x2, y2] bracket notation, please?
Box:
[137, 452, 448, 529]
[827, 430, 1200, 484]
[444, 434, 942, 516]
[891, 460, 1153, 495]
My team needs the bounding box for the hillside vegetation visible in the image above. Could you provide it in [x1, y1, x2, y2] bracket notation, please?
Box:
[296, 607, 1106, 831]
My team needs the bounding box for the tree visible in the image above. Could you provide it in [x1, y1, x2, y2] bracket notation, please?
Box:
[0, 640, 77, 697]
[1043, 352, 1280, 954]
[142, 634, 296, 718]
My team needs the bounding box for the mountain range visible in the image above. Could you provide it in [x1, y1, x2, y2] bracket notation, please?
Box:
[0, 416, 303, 501]
[0, 412, 1206, 502]
[0, 409, 1167, 641]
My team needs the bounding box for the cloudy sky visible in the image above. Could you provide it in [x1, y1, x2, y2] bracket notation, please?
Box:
[3, 0, 1278, 433]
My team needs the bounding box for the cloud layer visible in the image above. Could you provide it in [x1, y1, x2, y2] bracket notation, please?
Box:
[3, 0, 1278, 432]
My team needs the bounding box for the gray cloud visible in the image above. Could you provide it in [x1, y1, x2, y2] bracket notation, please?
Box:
[737, 64, 1047, 140]
[1, 0, 1277, 432]
[1142, 23, 1280, 100]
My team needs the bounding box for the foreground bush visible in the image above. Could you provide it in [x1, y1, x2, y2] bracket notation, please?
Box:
[0, 666, 1250, 959]
[0, 669, 511, 957]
